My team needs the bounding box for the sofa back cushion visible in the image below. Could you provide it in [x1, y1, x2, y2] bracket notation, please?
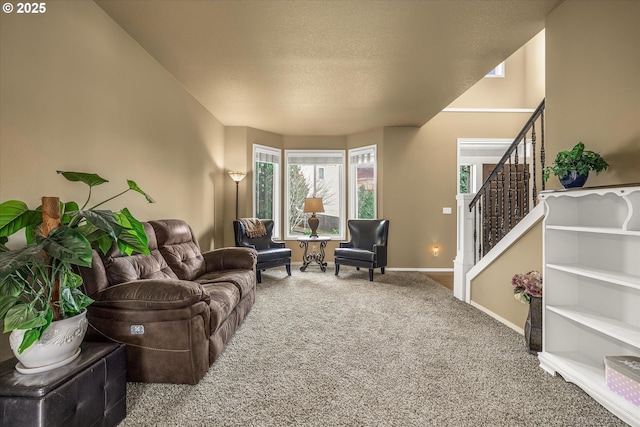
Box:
[102, 222, 178, 285]
[150, 219, 206, 281]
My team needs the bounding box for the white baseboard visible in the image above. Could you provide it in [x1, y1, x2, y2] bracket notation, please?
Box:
[469, 300, 524, 335]
[386, 268, 454, 272]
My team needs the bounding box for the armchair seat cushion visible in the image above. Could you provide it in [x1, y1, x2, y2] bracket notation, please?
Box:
[257, 247, 293, 262]
[334, 248, 376, 262]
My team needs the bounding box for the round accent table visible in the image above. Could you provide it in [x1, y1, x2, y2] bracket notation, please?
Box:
[297, 236, 331, 272]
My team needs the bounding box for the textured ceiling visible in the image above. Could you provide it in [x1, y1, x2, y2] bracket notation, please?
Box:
[95, 0, 560, 136]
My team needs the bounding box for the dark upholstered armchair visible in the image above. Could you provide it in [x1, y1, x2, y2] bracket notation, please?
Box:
[233, 219, 292, 283]
[334, 219, 389, 281]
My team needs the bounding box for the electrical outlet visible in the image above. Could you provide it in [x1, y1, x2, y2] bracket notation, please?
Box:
[442, 207, 452, 214]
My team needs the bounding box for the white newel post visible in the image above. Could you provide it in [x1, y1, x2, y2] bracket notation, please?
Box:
[453, 193, 476, 302]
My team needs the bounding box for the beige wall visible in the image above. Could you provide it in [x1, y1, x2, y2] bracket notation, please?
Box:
[0, 1, 227, 359]
[448, 30, 545, 110]
[0, 1, 227, 247]
[545, 0, 640, 188]
[381, 112, 532, 268]
[471, 221, 543, 331]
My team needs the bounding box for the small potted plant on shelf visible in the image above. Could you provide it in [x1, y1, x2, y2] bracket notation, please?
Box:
[0, 171, 154, 372]
[543, 141, 609, 188]
[511, 270, 543, 354]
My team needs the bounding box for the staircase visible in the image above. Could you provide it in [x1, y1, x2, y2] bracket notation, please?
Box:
[454, 100, 546, 302]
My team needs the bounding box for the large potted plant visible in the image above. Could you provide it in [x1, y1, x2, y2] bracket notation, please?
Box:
[0, 171, 153, 372]
[543, 141, 609, 188]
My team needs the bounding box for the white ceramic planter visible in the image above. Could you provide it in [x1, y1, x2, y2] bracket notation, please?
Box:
[9, 310, 88, 373]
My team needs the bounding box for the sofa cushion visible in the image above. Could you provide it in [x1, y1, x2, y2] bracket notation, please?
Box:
[200, 282, 240, 332]
[91, 279, 209, 310]
[150, 219, 206, 281]
[103, 223, 178, 285]
[334, 248, 376, 262]
[194, 270, 255, 298]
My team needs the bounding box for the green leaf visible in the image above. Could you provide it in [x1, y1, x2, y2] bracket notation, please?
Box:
[57, 171, 108, 187]
[127, 180, 155, 204]
[0, 273, 25, 298]
[76, 210, 122, 240]
[17, 329, 40, 354]
[114, 209, 149, 255]
[0, 245, 42, 276]
[0, 201, 42, 238]
[0, 295, 19, 319]
[61, 287, 79, 314]
[60, 201, 80, 224]
[39, 226, 93, 267]
[3, 303, 45, 331]
[61, 270, 83, 289]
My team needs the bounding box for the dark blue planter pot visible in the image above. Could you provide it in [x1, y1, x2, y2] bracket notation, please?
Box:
[559, 171, 589, 188]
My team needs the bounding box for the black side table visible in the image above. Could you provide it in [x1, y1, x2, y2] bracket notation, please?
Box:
[0, 342, 126, 427]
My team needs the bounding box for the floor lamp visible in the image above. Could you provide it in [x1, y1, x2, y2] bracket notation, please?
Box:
[228, 171, 246, 219]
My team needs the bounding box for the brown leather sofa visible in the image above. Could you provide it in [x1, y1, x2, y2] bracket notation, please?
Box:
[78, 219, 257, 385]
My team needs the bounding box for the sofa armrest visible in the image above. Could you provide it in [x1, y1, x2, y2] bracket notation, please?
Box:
[202, 247, 258, 272]
[91, 279, 210, 310]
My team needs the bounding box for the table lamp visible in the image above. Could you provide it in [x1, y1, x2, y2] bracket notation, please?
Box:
[303, 197, 324, 237]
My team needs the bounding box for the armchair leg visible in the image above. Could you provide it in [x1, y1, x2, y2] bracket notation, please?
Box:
[335, 264, 340, 276]
[381, 267, 385, 274]
[369, 269, 374, 281]
[286, 264, 291, 276]
[257, 270, 262, 284]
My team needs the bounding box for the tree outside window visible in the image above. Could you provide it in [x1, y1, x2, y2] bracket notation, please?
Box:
[253, 144, 281, 238]
[285, 151, 345, 239]
[349, 145, 376, 219]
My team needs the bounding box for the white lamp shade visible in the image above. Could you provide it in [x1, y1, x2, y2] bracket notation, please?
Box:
[228, 171, 247, 182]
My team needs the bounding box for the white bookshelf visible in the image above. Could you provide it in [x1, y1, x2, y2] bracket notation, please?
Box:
[538, 185, 640, 427]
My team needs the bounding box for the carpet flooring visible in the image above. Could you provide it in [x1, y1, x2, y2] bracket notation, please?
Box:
[120, 269, 626, 426]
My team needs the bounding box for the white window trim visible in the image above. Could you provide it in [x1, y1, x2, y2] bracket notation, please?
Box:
[348, 145, 377, 219]
[284, 149, 346, 240]
[253, 144, 281, 239]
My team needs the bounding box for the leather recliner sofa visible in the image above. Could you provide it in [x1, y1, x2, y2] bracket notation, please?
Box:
[78, 219, 257, 385]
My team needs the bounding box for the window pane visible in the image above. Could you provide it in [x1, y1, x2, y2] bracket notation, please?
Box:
[349, 145, 376, 219]
[285, 150, 345, 239]
[355, 163, 375, 218]
[253, 145, 281, 238]
[255, 162, 274, 218]
[460, 165, 471, 194]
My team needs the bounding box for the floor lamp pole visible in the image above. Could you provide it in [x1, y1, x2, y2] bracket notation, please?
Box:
[235, 181, 239, 219]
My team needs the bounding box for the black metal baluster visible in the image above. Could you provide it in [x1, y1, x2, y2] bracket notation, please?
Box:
[531, 123, 538, 206]
[540, 108, 546, 192]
